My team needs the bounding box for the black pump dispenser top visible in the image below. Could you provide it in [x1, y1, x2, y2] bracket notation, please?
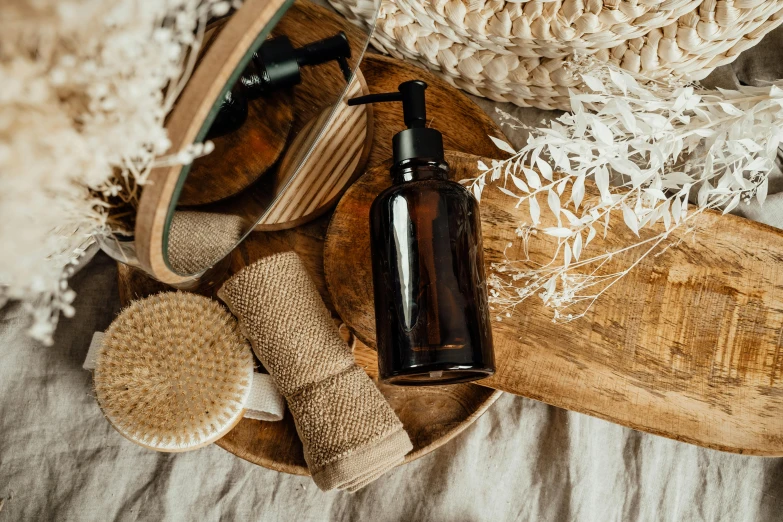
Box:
[210, 32, 352, 138]
[243, 32, 352, 96]
[348, 80, 445, 167]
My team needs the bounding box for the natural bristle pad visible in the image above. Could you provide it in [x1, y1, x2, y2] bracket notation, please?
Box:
[94, 292, 254, 452]
[218, 252, 412, 492]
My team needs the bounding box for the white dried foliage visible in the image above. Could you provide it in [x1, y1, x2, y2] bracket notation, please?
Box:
[0, 0, 231, 344]
[467, 56, 783, 323]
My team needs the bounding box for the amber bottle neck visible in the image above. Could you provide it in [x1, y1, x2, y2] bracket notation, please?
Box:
[391, 158, 450, 184]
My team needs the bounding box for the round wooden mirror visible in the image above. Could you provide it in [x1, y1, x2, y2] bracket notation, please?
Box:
[100, 0, 377, 284]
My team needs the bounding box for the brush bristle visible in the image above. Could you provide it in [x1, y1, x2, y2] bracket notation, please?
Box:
[94, 292, 254, 451]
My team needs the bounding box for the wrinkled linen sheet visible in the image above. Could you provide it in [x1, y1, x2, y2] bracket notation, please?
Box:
[3, 29, 783, 522]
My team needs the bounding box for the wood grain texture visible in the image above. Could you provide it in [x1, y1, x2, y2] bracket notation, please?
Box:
[118, 51, 508, 472]
[253, 70, 373, 231]
[325, 151, 783, 455]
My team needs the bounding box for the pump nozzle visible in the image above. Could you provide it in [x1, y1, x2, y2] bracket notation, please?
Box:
[348, 80, 428, 128]
[241, 32, 353, 98]
[295, 32, 353, 82]
[348, 80, 444, 166]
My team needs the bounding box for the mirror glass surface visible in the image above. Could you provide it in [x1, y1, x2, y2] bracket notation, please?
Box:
[162, 0, 377, 276]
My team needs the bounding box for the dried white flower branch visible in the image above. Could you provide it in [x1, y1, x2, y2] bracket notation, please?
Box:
[466, 57, 783, 322]
[0, 0, 233, 344]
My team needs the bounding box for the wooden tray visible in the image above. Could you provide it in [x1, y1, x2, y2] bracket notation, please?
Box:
[117, 53, 508, 472]
[325, 151, 783, 456]
[117, 257, 498, 473]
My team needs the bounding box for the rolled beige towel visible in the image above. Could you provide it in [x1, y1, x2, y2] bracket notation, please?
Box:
[217, 252, 412, 492]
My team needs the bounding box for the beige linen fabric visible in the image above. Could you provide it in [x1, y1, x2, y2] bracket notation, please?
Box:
[1, 27, 783, 521]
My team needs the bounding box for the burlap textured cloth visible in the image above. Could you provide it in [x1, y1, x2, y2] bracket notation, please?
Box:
[168, 211, 244, 275]
[217, 252, 412, 492]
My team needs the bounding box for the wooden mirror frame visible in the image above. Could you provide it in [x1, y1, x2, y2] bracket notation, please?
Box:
[135, 0, 291, 284]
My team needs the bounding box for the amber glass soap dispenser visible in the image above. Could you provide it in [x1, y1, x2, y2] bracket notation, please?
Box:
[348, 81, 495, 386]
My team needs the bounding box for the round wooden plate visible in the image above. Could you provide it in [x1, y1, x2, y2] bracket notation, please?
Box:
[326, 151, 783, 456]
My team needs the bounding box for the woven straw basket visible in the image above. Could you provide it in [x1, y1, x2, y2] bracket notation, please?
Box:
[331, 0, 783, 110]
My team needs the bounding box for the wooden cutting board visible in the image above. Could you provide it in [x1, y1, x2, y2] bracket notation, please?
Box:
[325, 151, 783, 455]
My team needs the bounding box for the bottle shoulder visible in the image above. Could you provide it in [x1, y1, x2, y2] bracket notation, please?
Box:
[374, 177, 475, 203]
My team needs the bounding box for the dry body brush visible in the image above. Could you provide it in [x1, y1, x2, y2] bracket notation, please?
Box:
[94, 292, 254, 451]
